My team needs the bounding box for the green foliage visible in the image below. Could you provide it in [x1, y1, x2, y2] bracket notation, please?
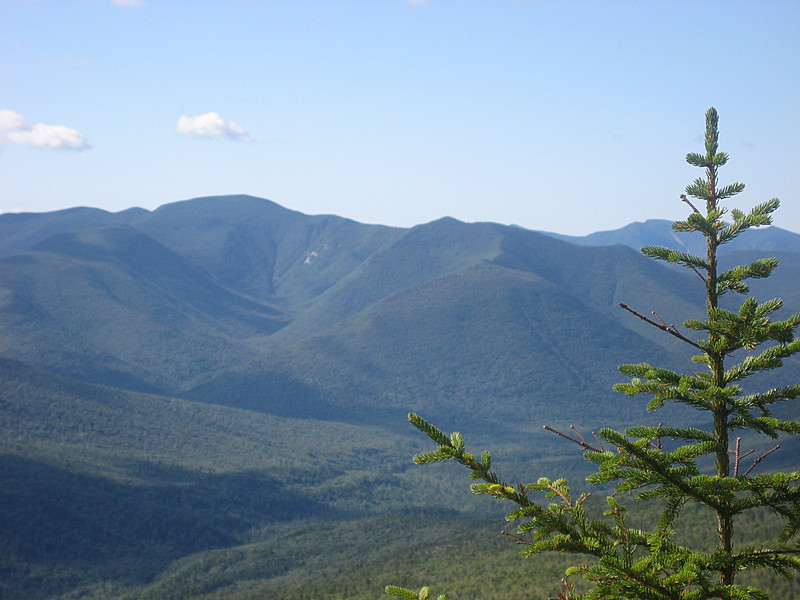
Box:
[392, 109, 800, 599]
[1, 172, 798, 597]
[386, 585, 447, 600]
[8, 508, 783, 600]
[122, 514, 574, 600]
[0, 359, 440, 599]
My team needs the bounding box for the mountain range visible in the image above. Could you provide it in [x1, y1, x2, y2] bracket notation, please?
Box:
[1, 195, 798, 599]
[537, 217, 800, 254]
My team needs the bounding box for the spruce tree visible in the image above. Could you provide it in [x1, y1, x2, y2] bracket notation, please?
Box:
[387, 108, 800, 600]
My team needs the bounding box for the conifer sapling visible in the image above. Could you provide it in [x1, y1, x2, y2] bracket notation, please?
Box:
[387, 108, 800, 600]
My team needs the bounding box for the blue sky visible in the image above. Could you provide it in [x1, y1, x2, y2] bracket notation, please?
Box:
[1, 0, 798, 235]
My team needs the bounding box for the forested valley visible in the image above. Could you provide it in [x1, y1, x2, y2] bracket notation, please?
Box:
[2, 194, 799, 599]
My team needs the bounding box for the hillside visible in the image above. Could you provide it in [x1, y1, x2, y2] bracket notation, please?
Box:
[0, 225, 285, 390]
[1, 195, 799, 599]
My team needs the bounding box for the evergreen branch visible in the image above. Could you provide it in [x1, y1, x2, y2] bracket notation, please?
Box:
[685, 152, 712, 169]
[728, 416, 800, 438]
[751, 197, 782, 217]
[641, 245, 709, 273]
[717, 198, 778, 247]
[619, 303, 703, 349]
[727, 341, 800, 382]
[718, 259, 779, 296]
[593, 429, 727, 511]
[386, 586, 426, 600]
[753, 297, 784, 319]
[408, 412, 451, 447]
[625, 426, 715, 443]
[394, 109, 797, 600]
[715, 181, 746, 202]
[736, 384, 800, 409]
[386, 586, 447, 600]
[727, 547, 800, 580]
[685, 178, 712, 202]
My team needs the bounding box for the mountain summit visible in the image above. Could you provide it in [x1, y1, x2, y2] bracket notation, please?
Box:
[1, 195, 798, 599]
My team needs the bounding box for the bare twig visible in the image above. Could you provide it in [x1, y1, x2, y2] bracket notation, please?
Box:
[730, 438, 757, 478]
[502, 530, 533, 545]
[743, 444, 780, 477]
[548, 579, 576, 600]
[620, 303, 703, 350]
[680, 193, 701, 214]
[652, 311, 670, 329]
[592, 432, 605, 452]
[570, 425, 587, 445]
[544, 425, 603, 453]
[651, 424, 663, 450]
[652, 313, 689, 338]
[688, 264, 708, 284]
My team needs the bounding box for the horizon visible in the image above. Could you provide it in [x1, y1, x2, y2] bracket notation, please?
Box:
[3, 193, 798, 237]
[2, 1, 798, 236]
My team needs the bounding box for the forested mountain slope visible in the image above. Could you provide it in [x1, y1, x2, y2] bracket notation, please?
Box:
[1, 195, 798, 599]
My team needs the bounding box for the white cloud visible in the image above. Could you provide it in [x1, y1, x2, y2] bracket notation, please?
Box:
[0, 110, 27, 132]
[0, 109, 90, 151]
[176, 112, 253, 142]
